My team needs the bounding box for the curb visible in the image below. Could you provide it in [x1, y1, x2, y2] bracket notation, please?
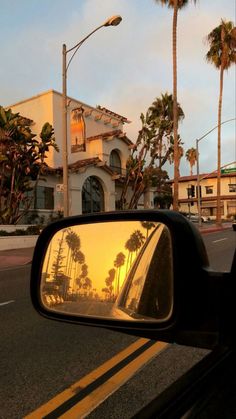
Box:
[0, 257, 33, 270]
[199, 225, 232, 235]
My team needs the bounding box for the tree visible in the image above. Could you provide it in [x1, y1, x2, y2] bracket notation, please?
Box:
[76, 264, 92, 296]
[125, 236, 137, 274]
[131, 230, 146, 254]
[206, 20, 236, 226]
[113, 252, 126, 295]
[125, 230, 145, 274]
[51, 234, 65, 282]
[50, 232, 69, 299]
[151, 168, 173, 208]
[141, 221, 156, 239]
[185, 147, 197, 176]
[72, 249, 85, 293]
[119, 94, 184, 210]
[65, 229, 81, 279]
[104, 268, 116, 300]
[0, 106, 59, 224]
[154, 0, 197, 210]
[148, 93, 184, 168]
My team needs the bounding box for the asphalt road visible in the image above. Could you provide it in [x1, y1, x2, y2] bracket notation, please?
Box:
[202, 229, 235, 271]
[0, 229, 234, 418]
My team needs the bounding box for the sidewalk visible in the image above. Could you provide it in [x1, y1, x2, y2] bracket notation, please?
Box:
[0, 222, 233, 270]
[0, 247, 35, 269]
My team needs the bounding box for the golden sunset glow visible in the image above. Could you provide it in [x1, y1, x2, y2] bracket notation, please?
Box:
[40, 220, 161, 314]
[40, 220, 174, 321]
[43, 221, 156, 293]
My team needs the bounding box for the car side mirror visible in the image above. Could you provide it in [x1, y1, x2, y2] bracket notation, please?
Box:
[38, 220, 173, 322]
[30, 210, 231, 350]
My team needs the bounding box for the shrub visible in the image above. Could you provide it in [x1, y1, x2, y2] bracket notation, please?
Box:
[26, 225, 42, 235]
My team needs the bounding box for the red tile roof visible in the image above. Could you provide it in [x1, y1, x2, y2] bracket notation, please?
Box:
[168, 171, 236, 183]
[45, 157, 115, 175]
[87, 129, 133, 146]
[96, 106, 131, 124]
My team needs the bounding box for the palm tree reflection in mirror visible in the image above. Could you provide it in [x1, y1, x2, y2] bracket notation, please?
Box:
[41, 220, 173, 321]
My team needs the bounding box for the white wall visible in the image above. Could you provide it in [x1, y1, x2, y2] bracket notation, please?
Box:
[0, 236, 38, 251]
[70, 167, 116, 215]
[52, 91, 125, 167]
[9, 91, 56, 167]
[8, 90, 132, 216]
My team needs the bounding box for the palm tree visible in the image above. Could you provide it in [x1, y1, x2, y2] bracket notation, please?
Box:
[185, 148, 197, 176]
[83, 277, 92, 293]
[72, 249, 85, 292]
[114, 252, 126, 295]
[141, 221, 156, 239]
[206, 20, 236, 226]
[125, 236, 137, 274]
[76, 264, 92, 296]
[154, 0, 197, 210]
[125, 229, 146, 275]
[148, 92, 184, 168]
[131, 230, 146, 255]
[65, 229, 81, 278]
[105, 268, 116, 300]
[176, 142, 184, 180]
[102, 287, 110, 301]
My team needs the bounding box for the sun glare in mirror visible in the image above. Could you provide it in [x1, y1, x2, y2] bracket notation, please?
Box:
[40, 221, 173, 322]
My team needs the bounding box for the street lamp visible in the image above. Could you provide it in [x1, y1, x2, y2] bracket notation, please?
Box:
[196, 118, 236, 227]
[62, 15, 122, 217]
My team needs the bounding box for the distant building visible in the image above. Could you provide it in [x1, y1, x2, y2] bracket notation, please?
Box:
[9, 90, 150, 221]
[170, 170, 236, 219]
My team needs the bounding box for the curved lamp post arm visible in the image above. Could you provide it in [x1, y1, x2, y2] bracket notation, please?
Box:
[66, 15, 122, 73]
[197, 118, 236, 144]
[66, 24, 104, 71]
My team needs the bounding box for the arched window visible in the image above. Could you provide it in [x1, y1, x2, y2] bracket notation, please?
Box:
[109, 150, 121, 174]
[82, 177, 104, 214]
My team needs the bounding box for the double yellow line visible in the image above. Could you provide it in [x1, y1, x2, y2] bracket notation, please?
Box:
[25, 338, 168, 419]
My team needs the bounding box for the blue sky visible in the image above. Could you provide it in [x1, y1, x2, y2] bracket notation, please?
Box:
[0, 0, 235, 176]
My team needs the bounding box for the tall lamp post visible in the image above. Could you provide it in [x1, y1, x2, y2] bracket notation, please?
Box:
[196, 117, 236, 227]
[62, 15, 122, 217]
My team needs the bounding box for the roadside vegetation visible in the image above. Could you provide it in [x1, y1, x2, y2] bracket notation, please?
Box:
[118, 3, 235, 212]
[0, 106, 58, 225]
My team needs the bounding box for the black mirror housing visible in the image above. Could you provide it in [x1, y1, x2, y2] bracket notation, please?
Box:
[30, 210, 224, 349]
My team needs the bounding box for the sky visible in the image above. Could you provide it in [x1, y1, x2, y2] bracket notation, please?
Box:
[0, 0, 235, 177]
[43, 221, 156, 296]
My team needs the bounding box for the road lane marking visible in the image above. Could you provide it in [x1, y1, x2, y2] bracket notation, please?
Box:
[25, 338, 168, 419]
[59, 340, 168, 419]
[212, 238, 227, 243]
[0, 300, 15, 307]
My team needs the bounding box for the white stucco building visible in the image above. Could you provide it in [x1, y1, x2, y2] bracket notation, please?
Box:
[172, 169, 236, 219]
[9, 90, 140, 221]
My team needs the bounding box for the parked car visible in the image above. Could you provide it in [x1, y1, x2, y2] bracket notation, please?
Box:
[179, 212, 208, 223]
[186, 213, 209, 223]
[30, 210, 235, 418]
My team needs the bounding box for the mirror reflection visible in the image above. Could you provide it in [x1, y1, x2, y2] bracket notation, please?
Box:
[40, 221, 173, 322]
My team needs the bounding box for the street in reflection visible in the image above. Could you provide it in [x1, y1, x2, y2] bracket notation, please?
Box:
[40, 221, 173, 321]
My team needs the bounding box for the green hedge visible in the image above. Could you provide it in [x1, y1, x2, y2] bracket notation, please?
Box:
[0, 225, 42, 236]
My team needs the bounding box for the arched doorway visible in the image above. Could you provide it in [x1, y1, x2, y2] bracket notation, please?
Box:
[82, 176, 105, 214]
